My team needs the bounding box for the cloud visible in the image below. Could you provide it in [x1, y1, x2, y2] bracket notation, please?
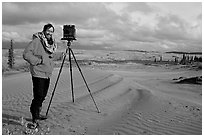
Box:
[155, 14, 188, 41]
[2, 31, 28, 42]
[77, 29, 107, 39]
[2, 2, 202, 52]
[2, 2, 117, 26]
[124, 2, 154, 13]
[197, 13, 202, 20]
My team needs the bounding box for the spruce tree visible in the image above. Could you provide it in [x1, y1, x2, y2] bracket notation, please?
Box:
[7, 39, 15, 69]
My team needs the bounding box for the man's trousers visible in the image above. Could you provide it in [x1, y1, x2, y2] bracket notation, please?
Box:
[30, 76, 50, 119]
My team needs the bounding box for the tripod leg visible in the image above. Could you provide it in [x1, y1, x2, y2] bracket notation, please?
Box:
[68, 47, 74, 102]
[70, 48, 100, 113]
[46, 48, 68, 116]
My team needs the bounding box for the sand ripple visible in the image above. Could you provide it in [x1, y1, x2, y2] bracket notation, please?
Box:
[2, 68, 202, 135]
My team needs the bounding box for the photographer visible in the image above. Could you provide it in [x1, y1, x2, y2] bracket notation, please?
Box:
[23, 23, 63, 125]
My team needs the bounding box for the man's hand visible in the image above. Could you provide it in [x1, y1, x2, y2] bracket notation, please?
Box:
[62, 52, 70, 58]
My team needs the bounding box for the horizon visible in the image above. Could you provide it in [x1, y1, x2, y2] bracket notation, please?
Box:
[2, 40, 202, 55]
[2, 2, 202, 52]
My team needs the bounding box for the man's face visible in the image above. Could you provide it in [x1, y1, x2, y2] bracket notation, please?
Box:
[44, 27, 54, 40]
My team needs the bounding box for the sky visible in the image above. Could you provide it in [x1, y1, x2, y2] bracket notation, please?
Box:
[2, 2, 202, 52]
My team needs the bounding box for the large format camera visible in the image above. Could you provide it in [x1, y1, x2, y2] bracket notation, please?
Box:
[61, 25, 76, 41]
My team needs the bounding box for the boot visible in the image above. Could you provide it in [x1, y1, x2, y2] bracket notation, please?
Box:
[31, 112, 39, 129]
[38, 114, 47, 120]
[31, 114, 39, 129]
[30, 107, 37, 123]
[36, 107, 47, 120]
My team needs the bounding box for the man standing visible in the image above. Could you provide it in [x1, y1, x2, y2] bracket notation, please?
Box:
[23, 23, 63, 125]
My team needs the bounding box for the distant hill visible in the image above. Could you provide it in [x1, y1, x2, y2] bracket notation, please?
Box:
[2, 41, 29, 49]
[166, 51, 202, 55]
[124, 49, 160, 53]
[124, 50, 202, 55]
[124, 49, 149, 53]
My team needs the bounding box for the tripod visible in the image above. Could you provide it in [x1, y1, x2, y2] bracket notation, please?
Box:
[46, 40, 100, 116]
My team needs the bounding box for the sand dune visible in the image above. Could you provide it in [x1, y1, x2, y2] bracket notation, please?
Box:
[2, 65, 202, 135]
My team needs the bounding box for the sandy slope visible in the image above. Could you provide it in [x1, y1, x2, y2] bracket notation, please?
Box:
[2, 66, 202, 135]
